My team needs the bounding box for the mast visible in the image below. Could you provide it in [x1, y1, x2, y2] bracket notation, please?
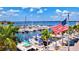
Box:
[63, 12, 71, 51]
[67, 12, 70, 51]
[24, 15, 27, 32]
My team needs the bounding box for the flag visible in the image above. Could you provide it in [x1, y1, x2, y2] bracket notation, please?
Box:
[52, 18, 68, 35]
[61, 18, 67, 25]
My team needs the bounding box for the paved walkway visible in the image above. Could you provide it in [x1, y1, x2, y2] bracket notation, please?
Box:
[58, 41, 79, 51]
[70, 41, 79, 51]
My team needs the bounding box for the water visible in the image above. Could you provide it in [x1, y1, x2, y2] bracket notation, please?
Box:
[15, 21, 77, 42]
[16, 28, 53, 42]
[16, 30, 42, 42]
[14, 21, 76, 26]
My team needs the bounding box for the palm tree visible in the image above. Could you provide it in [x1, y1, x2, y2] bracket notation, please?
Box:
[41, 29, 52, 50]
[71, 25, 79, 35]
[0, 23, 19, 51]
[76, 25, 79, 34]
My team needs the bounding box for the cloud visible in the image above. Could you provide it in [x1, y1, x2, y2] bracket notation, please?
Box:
[63, 10, 69, 13]
[56, 9, 69, 13]
[6, 12, 14, 16]
[70, 12, 79, 15]
[13, 13, 19, 16]
[21, 7, 29, 9]
[0, 14, 2, 16]
[56, 9, 62, 13]
[62, 10, 74, 17]
[0, 9, 20, 17]
[56, 9, 78, 17]
[7, 9, 20, 12]
[44, 8, 47, 11]
[1, 11, 6, 14]
[30, 8, 34, 12]
[6, 12, 19, 16]
[0, 11, 6, 16]
[56, 9, 72, 17]
[31, 7, 41, 9]
[0, 8, 3, 10]
[29, 7, 42, 12]
[37, 9, 43, 14]
[3, 9, 20, 16]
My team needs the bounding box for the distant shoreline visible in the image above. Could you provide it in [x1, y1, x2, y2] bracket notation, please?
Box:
[0, 20, 79, 22]
[0, 21, 78, 26]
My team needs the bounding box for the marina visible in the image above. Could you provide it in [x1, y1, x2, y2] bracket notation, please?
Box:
[0, 7, 79, 51]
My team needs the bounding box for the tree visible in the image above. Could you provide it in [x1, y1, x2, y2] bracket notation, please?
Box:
[41, 29, 52, 50]
[0, 23, 19, 51]
[76, 25, 79, 33]
[71, 25, 79, 35]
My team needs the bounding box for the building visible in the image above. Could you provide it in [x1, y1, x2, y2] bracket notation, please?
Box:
[76, 21, 79, 25]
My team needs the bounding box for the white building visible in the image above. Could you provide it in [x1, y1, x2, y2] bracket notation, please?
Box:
[76, 21, 79, 25]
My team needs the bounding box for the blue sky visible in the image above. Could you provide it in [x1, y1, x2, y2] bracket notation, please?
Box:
[0, 7, 79, 21]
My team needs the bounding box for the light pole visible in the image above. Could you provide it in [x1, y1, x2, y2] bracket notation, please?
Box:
[62, 12, 71, 51]
[65, 12, 71, 51]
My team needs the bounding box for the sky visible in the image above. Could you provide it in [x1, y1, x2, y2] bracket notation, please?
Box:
[0, 7, 79, 21]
